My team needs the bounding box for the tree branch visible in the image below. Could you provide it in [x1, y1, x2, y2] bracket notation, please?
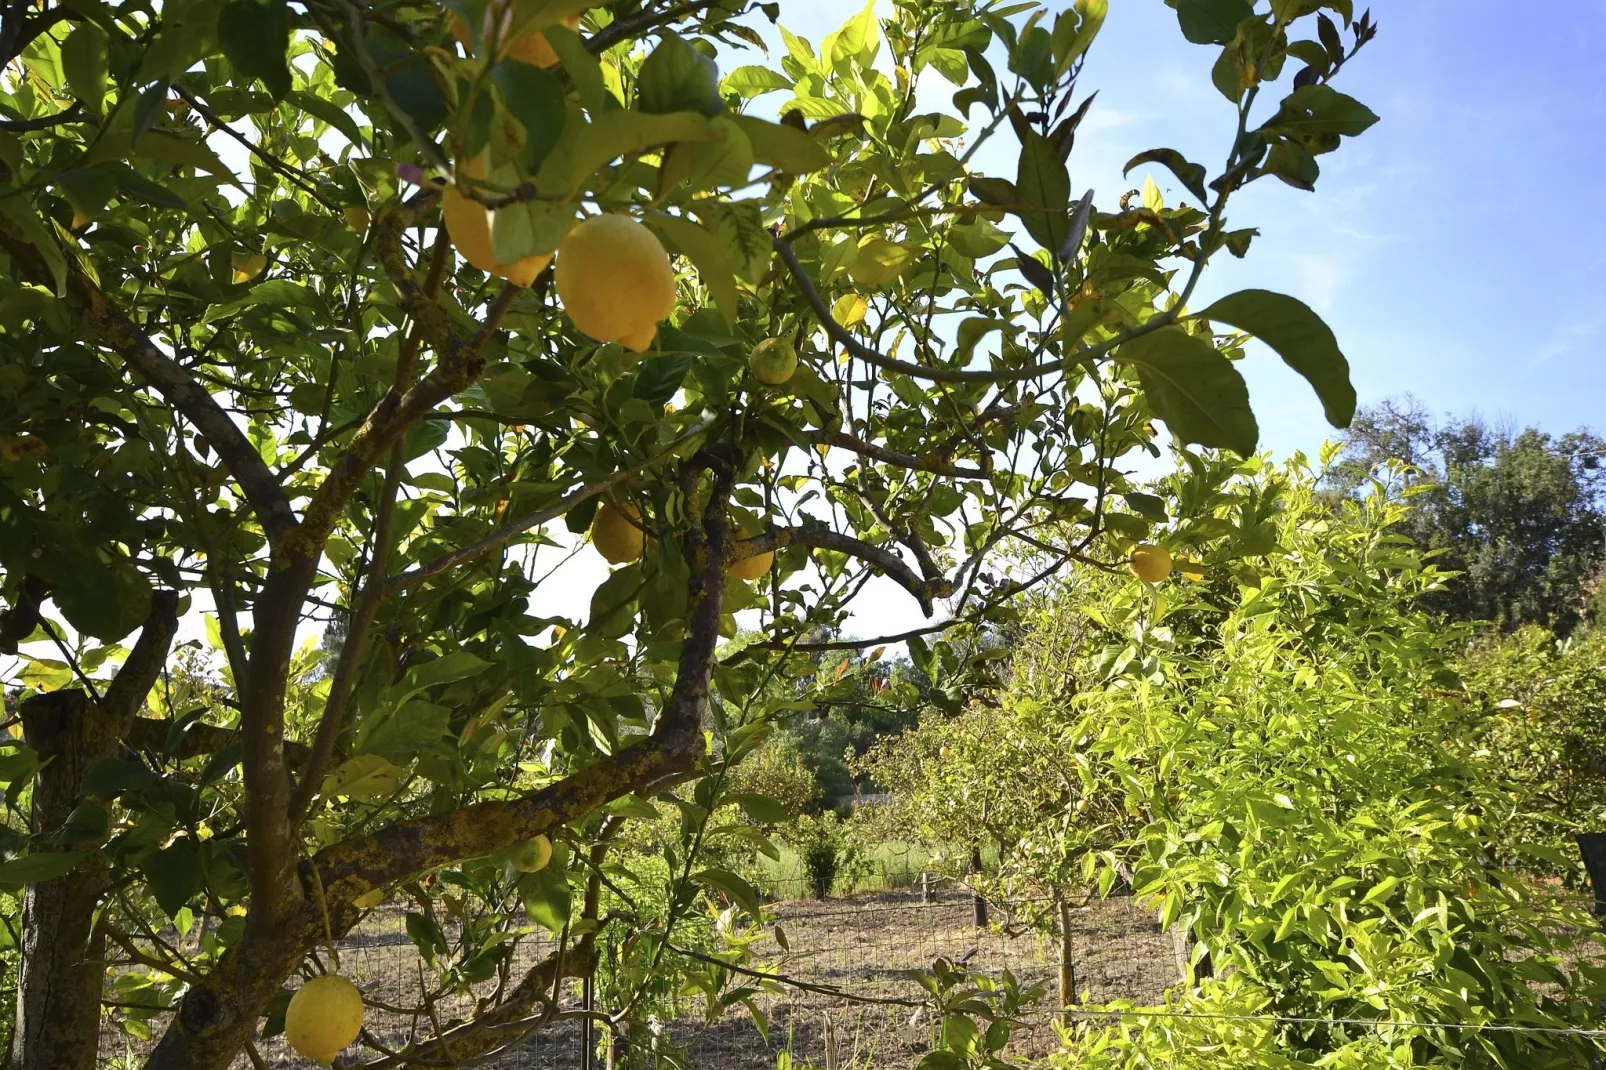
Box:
[101, 591, 181, 722]
[584, 0, 729, 54]
[742, 521, 953, 616]
[806, 428, 988, 479]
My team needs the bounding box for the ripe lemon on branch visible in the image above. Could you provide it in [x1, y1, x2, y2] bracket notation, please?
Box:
[443, 155, 553, 288]
[1128, 544, 1173, 584]
[728, 546, 773, 581]
[555, 214, 676, 352]
[591, 501, 645, 564]
[447, 2, 581, 68]
[507, 834, 552, 873]
[284, 974, 364, 1065]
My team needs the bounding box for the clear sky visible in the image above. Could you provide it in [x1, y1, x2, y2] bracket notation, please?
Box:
[764, 0, 1606, 456]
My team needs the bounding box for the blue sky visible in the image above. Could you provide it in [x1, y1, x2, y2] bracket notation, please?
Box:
[761, 0, 1606, 456]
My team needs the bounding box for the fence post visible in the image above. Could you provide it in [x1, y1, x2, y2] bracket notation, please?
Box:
[581, 973, 595, 1070]
[1057, 895, 1076, 1024]
[921, 871, 933, 904]
[969, 847, 988, 929]
[1577, 834, 1606, 919]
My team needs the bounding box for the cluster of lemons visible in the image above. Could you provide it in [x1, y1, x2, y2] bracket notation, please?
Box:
[590, 502, 776, 581]
[282, 836, 551, 1065]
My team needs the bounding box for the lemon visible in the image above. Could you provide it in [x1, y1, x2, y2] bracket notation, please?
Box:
[284, 974, 364, 1065]
[555, 214, 676, 352]
[748, 338, 797, 386]
[343, 206, 370, 232]
[449, 5, 581, 68]
[442, 156, 553, 288]
[591, 501, 645, 564]
[508, 835, 552, 873]
[1128, 544, 1173, 584]
[728, 549, 774, 581]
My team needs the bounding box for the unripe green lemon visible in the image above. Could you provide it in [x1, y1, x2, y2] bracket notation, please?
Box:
[748, 338, 798, 386]
[508, 834, 552, 873]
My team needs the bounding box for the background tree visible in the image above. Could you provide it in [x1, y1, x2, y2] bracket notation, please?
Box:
[1334, 398, 1606, 634]
[0, 0, 1370, 1066]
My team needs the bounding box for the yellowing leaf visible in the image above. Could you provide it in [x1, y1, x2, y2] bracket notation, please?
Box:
[832, 293, 868, 327]
[847, 236, 913, 288]
[322, 754, 403, 802]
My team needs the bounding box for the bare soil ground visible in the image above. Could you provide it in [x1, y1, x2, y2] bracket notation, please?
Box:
[101, 887, 1176, 1069]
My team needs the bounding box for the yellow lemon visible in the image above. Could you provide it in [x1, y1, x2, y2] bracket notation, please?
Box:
[343, 206, 370, 232]
[449, 6, 581, 67]
[284, 974, 364, 1065]
[728, 549, 773, 581]
[555, 214, 676, 352]
[508, 834, 552, 873]
[591, 501, 645, 564]
[748, 338, 797, 386]
[443, 156, 553, 288]
[1128, 544, 1173, 584]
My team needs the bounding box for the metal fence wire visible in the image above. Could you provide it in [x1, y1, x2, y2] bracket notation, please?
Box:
[96, 872, 1606, 1069]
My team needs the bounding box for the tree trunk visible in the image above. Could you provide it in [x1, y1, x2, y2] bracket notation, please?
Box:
[969, 847, 987, 928]
[1057, 896, 1076, 1023]
[11, 690, 122, 1070]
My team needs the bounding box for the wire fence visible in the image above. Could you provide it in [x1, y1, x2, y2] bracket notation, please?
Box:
[97, 870, 1606, 1069]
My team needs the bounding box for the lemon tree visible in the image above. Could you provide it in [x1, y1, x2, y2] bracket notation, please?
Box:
[0, 0, 1375, 1066]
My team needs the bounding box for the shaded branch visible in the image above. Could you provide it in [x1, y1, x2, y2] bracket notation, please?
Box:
[0, 103, 85, 131]
[102, 591, 181, 722]
[584, 0, 727, 53]
[124, 718, 310, 767]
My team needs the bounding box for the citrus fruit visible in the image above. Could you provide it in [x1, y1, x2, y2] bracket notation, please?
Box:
[443, 156, 554, 288]
[1128, 544, 1173, 584]
[728, 549, 774, 581]
[748, 338, 797, 386]
[284, 974, 364, 1065]
[343, 206, 370, 232]
[555, 214, 676, 352]
[448, 5, 581, 68]
[591, 501, 645, 564]
[508, 835, 552, 873]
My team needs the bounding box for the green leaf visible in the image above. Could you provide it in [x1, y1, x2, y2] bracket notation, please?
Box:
[543, 24, 606, 113]
[321, 754, 403, 802]
[638, 31, 722, 117]
[1120, 327, 1258, 455]
[564, 109, 720, 192]
[60, 21, 110, 108]
[217, 0, 291, 97]
[1261, 139, 1319, 190]
[142, 841, 203, 917]
[1014, 131, 1069, 253]
[722, 65, 793, 99]
[726, 792, 791, 823]
[1195, 289, 1355, 426]
[1261, 84, 1380, 141]
[695, 866, 761, 918]
[828, 0, 881, 69]
[1122, 148, 1209, 205]
[0, 850, 91, 886]
[646, 213, 738, 322]
[405, 910, 448, 960]
[1176, 0, 1255, 45]
[956, 317, 1007, 362]
[633, 354, 693, 404]
[492, 60, 567, 171]
[0, 192, 66, 296]
[54, 559, 153, 641]
[730, 115, 829, 173]
[1360, 875, 1400, 906]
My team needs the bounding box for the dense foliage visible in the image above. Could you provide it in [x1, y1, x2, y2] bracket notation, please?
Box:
[876, 455, 1606, 1068]
[0, 0, 1378, 1064]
